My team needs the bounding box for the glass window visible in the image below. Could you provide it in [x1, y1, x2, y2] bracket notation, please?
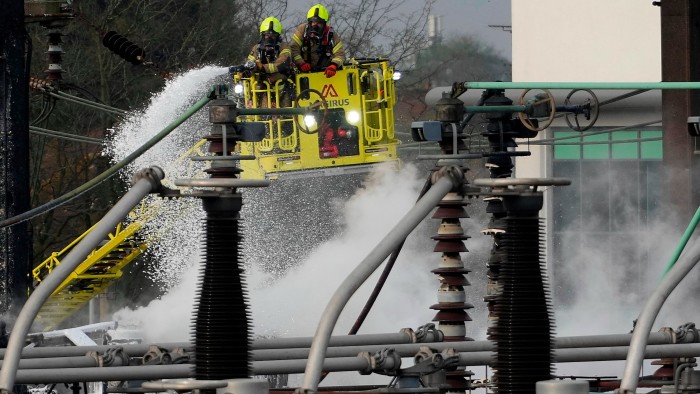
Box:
[583, 134, 609, 159]
[611, 131, 639, 159]
[553, 131, 581, 159]
[640, 130, 662, 159]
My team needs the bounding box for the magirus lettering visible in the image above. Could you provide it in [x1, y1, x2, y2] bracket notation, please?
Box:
[327, 98, 350, 107]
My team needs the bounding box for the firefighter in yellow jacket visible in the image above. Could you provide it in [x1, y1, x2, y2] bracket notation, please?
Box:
[290, 4, 346, 78]
[247, 16, 292, 84]
[240, 16, 293, 108]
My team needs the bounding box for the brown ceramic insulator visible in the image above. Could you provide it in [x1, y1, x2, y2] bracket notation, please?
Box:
[432, 231, 471, 240]
[651, 359, 675, 379]
[434, 273, 470, 286]
[431, 308, 472, 322]
[204, 134, 240, 155]
[650, 359, 674, 365]
[432, 266, 472, 275]
[47, 53, 62, 63]
[433, 239, 469, 253]
[435, 218, 466, 232]
[432, 205, 470, 219]
[429, 175, 473, 393]
[445, 371, 474, 389]
[205, 167, 242, 178]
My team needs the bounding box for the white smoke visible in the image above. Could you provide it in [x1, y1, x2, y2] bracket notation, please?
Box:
[105, 66, 700, 389]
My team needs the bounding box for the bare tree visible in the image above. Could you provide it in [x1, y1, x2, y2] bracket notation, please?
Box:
[323, 0, 436, 66]
[26, 0, 258, 289]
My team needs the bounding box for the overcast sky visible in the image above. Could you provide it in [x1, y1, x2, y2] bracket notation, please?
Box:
[432, 0, 512, 60]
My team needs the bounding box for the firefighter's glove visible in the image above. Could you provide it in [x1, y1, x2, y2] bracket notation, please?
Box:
[256, 61, 264, 70]
[324, 64, 337, 78]
[299, 63, 312, 72]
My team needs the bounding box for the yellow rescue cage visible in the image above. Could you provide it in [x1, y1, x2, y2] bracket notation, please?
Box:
[231, 58, 400, 179]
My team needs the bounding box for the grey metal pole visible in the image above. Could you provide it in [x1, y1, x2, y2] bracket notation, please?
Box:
[458, 343, 700, 367]
[253, 330, 682, 361]
[300, 168, 463, 393]
[618, 240, 700, 394]
[3, 356, 100, 369]
[10, 343, 700, 383]
[254, 330, 440, 349]
[0, 330, 684, 362]
[0, 167, 166, 393]
[255, 357, 376, 375]
[12, 356, 383, 383]
[555, 344, 700, 363]
[15, 364, 193, 384]
[88, 297, 99, 325]
[554, 331, 675, 349]
[0, 342, 189, 359]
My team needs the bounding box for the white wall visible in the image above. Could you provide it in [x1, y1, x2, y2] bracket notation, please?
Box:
[512, 0, 662, 179]
[510, 1, 663, 271]
[512, 0, 661, 82]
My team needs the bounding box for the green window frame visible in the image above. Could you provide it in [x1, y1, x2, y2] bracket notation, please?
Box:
[553, 128, 662, 160]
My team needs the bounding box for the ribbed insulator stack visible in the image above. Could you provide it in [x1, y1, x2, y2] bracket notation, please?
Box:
[651, 358, 675, 381]
[488, 216, 553, 394]
[482, 194, 507, 335]
[102, 31, 146, 65]
[483, 237, 505, 335]
[45, 32, 64, 81]
[203, 126, 243, 178]
[193, 197, 251, 382]
[430, 190, 474, 391]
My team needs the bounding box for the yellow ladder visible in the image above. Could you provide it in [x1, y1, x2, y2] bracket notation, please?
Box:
[33, 140, 210, 330]
[33, 221, 146, 330]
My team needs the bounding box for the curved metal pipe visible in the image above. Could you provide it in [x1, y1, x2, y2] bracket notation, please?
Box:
[618, 240, 700, 394]
[660, 206, 700, 278]
[300, 169, 462, 393]
[673, 362, 697, 394]
[0, 167, 166, 393]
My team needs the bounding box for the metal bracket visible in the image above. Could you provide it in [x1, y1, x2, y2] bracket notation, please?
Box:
[413, 323, 444, 343]
[676, 322, 700, 343]
[358, 348, 402, 375]
[101, 346, 130, 367]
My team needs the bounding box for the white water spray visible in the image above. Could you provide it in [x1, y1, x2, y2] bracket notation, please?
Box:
[106, 67, 488, 345]
[103, 66, 700, 386]
[105, 66, 227, 286]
